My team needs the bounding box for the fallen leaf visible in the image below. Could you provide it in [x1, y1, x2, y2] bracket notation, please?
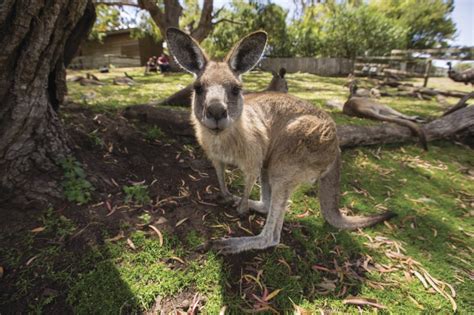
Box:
[412, 270, 429, 288]
[264, 288, 282, 301]
[237, 221, 253, 235]
[30, 227, 45, 233]
[175, 217, 188, 227]
[26, 255, 39, 266]
[343, 297, 386, 309]
[127, 238, 136, 250]
[105, 231, 124, 242]
[170, 256, 185, 264]
[0, 266, 4, 278]
[149, 225, 164, 246]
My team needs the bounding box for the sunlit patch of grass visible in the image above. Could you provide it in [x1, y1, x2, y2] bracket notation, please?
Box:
[68, 231, 224, 314]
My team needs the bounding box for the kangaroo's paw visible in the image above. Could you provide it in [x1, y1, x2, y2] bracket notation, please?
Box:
[232, 196, 268, 215]
[248, 200, 269, 214]
[236, 198, 249, 216]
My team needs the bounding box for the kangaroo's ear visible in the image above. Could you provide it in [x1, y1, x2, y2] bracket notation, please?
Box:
[279, 68, 286, 78]
[225, 31, 267, 74]
[166, 28, 207, 75]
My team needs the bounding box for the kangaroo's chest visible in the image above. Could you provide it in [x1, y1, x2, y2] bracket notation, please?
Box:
[201, 134, 247, 167]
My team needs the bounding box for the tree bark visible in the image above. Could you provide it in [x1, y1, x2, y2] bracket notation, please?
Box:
[122, 104, 474, 148]
[0, 0, 96, 205]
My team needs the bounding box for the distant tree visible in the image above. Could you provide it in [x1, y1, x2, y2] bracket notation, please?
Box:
[373, 0, 456, 49]
[202, 1, 291, 58]
[89, 4, 121, 42]
[288, 5, 326, 57]
[321, 3, 407, 58]
[289, 2, 406, 58]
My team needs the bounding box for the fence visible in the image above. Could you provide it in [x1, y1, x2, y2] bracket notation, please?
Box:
[259, 57, 353, 76]
[69, 54, 141, 69]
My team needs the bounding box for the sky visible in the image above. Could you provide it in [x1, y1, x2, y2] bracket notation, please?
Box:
[450, 0, 474, 47]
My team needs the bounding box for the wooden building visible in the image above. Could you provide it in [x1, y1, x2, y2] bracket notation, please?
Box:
[71, 28, 163, 69]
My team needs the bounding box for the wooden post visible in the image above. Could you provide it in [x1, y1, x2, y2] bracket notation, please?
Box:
[423, 59, 432, 87]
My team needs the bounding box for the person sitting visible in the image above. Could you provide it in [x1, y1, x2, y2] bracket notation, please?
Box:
[158, 53, 170, 73]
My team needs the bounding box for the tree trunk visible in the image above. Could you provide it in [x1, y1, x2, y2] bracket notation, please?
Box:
[137, 0, 214, 43]
[0, 0, 96, 205]
[122, 104, 474, 147]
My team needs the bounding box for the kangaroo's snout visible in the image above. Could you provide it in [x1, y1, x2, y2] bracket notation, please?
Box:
[202, 102, 230, 131]
[206, 102, 228, 121]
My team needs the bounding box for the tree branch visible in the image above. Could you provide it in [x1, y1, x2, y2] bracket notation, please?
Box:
[93, 0, 140, 7]
[213, 18, 245, 26]
[190, 0, 213, 42]
[442, 91, 474, 116]
[137, 0, 166, 31]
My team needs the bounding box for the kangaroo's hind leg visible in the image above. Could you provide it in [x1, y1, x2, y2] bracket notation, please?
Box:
[380, 105, 424, 122]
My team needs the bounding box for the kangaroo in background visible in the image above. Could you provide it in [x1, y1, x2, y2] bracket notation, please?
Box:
[344, 83, 428, 150]
[156, 67, 289, 107]
[266, 67, 288, 93]
[166, 28, 395, 254]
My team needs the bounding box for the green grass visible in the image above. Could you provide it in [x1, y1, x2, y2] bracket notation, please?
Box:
[59, 156, 94, 205]
[6, 68, 472, 313]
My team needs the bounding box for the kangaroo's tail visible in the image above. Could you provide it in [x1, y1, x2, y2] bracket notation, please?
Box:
[319, 151, 396, 230]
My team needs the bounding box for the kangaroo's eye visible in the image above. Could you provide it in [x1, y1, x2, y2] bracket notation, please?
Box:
[231, 85, 241, 96]
[194, 84, 203, 95]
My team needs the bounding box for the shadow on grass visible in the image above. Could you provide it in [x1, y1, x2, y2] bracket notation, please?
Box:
[0, 206, 139, 314]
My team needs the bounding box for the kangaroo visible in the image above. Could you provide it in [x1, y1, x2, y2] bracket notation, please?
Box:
[266, 68, 288, 93]
[113, 72, 135, 86]
[166, 28, 395, 254]
[348, 81, 380, 98]
[344, 83, 428, 151]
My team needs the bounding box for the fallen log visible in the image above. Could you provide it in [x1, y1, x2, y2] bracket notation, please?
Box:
[122, 104, 474, 148]
[442, 91, 474, 116]
[122, 105, 193, 136]
[382, 84, 468, 98]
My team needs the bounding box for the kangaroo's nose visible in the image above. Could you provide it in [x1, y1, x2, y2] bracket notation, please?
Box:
[206, 103, 227, 121]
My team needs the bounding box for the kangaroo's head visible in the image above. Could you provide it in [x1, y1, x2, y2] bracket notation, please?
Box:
[268, 67, 288, 93]
[166, 28, 267, 133]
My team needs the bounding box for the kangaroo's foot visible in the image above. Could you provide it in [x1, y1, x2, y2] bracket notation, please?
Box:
[211, 234, 277, 254]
